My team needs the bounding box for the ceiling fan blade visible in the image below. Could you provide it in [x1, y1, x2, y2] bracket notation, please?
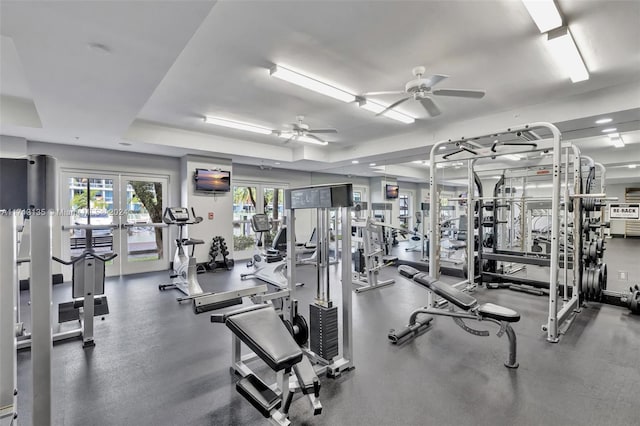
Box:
[432, 89, 485, 99]
[282, 135, 295, 144]
[362, 90, 406, 96]
[291, 124, 302, 131]
[306, 134, 327, 143]
[307, 128, 338, 134]
[422, 74, 449, 88]
[376, 96, 412, 116]
[420, 97, 442, 117]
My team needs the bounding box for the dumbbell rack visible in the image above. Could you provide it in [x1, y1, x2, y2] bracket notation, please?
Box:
[208, 236, 234, 271]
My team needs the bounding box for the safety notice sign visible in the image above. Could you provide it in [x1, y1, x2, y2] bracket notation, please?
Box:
[609, 203, 640, 220]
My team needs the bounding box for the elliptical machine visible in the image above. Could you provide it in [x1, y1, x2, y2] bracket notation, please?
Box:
[159, 207, 205, 298]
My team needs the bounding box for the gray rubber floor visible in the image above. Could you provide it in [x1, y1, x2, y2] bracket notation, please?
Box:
[16, 238, 640, 426]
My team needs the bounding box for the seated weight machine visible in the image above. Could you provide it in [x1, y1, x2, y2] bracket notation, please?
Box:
[211, 183, 355, 425]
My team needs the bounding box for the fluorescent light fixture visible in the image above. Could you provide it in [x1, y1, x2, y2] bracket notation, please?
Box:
[546, 26, 589, 83]
[439, 146, 447, 150]
[628, 164, 637, 169]
[270, 64, 356, 103]
[204, 116, 273, 135]
[595, 118, 612, 124]
[492, 175, 502, 179]
[521, 0, 563, 33]
[504, 154, 522, 161]
[352, 160, 359, 164]
[412, 160, 423, 164]
[369, 163, 376, 166]
[601, 127, 617, 133]
[358, 99, 415, 124]
[278, 132, 328, 146]
[536, 183, 554, 188]
[608, 132, 625, 148]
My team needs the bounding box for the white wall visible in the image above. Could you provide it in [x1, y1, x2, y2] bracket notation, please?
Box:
[607, 183, 640, 236]
[181, 155, 234, 263]
[0, 135, 27, 158]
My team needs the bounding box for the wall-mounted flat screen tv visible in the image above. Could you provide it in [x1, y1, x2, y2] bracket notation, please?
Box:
[194, 168, 231, 192]
[385, 184, 399, 199]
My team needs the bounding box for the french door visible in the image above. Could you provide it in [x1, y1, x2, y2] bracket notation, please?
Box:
[61, 171, 169, 276]
[232, 181, 287, 260]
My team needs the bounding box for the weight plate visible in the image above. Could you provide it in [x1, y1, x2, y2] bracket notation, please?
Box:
[581, 267, 589, 297]
[600, 263, 607, 292]
[292, 314, 309, 346]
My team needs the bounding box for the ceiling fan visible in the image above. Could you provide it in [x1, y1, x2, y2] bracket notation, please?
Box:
[363, 66, 486, 117]
[276, 115, 337, 145]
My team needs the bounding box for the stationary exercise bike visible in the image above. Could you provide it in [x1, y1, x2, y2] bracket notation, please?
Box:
[159, 207, 205, 298]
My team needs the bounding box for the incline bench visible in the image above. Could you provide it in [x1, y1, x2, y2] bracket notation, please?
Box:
[389, 265, 520, 369]
[212, 304, 322, 425]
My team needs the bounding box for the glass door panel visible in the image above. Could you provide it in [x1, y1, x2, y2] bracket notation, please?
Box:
[233, 185, 258, 259]
[63, 174, 119, 276]
[120, 177, 168, 274]
[263, 187, 284, 246]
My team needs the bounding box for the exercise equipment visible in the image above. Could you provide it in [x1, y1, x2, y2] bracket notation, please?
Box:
[389, 266, 519, 368]
[241, 214, 290, 289]
[285, 183, 355, 377]
[49, 224, 116, 348]
[208, 236, 234, 270]
[159, 207, 205, 298]
[0, 155, 56, 425]
[211, 305, 322, 425]
[352, 217, 397, 293]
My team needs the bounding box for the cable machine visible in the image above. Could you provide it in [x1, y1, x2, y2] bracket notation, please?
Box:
[285, 183, 355, 377]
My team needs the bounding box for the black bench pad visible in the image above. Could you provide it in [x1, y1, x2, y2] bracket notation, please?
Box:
[293, 356, 320, 396]
[382, 255, 398, 263]
[398, 265, 420, 279]
[226, 306, 303, 371]
[413, 273, 478, 310]
[478, 303, 520, 323]
[236, 374, 281, 418]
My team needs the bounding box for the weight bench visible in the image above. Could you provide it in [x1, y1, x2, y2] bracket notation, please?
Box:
[212, 304, 321, 425]
[389, 265, 520, 369]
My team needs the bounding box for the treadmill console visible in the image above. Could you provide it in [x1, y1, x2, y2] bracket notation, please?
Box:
[251, 213, 271, 233]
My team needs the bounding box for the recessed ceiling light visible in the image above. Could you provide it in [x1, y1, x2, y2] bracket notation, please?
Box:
[369, 163, 376, 166]
[275, 162, 281, 165]
[601, 128, 617, 133]
[608, 133, 624, 148]
[352, 160, 359, 164]
[492, 175, 502, 179]
[595, 118, 612, 124]
[628, 164, 637, 169]
[119, 142, 132, 146]
[412, 160, 423, 164]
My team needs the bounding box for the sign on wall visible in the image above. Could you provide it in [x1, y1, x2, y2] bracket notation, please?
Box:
[609, 203, 640, 220]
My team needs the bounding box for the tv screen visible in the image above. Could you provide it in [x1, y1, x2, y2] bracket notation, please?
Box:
[385, 184, 399, 199]
[194, 169, 231, 192]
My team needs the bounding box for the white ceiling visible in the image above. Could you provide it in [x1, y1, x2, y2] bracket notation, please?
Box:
[1, 0, 639, 183]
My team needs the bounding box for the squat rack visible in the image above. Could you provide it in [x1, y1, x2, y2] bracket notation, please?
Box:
[428, 123, 605, 343]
